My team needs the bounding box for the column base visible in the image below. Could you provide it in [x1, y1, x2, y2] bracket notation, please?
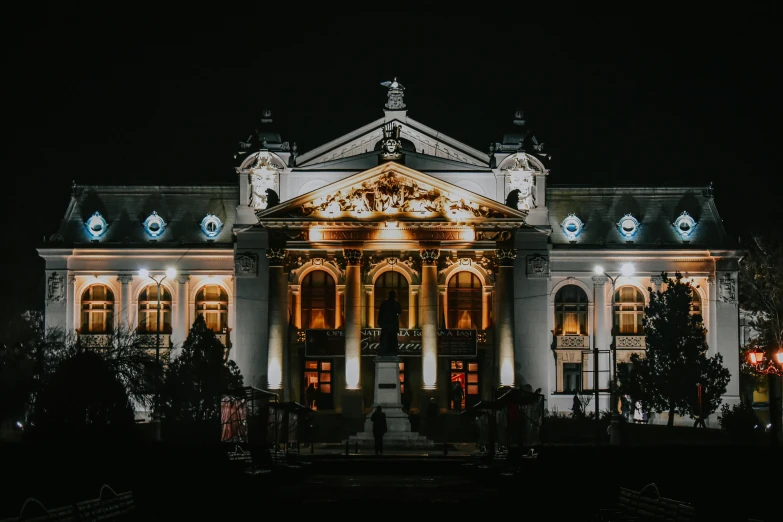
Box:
[341, 389, 365, 419]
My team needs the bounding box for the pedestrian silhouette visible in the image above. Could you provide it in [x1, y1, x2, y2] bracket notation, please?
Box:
[572, 392, 583, 418]
[371, 405, 387, 455]
[452, 381, 464, 413]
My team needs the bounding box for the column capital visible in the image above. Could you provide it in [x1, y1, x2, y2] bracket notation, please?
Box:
[592, 276, 609, 285]
[706, 275, 715, 285]
[343, 249, 363, 265]
[650, 275, 664, 286]
[117, 274, 133, 284]
[266, 248, 287, 266]
[420, 248, 440, 265]
[495, 248, 517, 266]
[68, 275, 77, 284]
[176, 274, 191, 284]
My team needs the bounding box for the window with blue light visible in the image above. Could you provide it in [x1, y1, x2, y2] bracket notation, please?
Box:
[143, 211, 166, 238]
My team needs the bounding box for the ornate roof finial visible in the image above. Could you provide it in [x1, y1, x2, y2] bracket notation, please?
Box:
[261, 109, 273, 123]
[513, 110, 525, 126]
[381, 77, 406, 110]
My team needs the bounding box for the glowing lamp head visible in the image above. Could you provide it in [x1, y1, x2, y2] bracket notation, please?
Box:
[775, 349, 783, 365]
[139, 268, 149, 279]
[166, 267, 177, 279]
[594, 265, 605, 275]
[749, 347, 765, 365]
[621, 263, 635, 277]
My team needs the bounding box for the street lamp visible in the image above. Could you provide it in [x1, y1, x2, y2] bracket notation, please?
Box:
[139, 267, 176, 419]
[747, 346, 783, 447]
[595, 262, 635, 445]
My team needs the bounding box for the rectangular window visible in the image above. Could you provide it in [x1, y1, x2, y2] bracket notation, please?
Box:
[563, 363, 581, 392]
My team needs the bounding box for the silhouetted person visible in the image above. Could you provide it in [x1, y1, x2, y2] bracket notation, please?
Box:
[371, 406, 387, 455]
[305, 383, 317, 410]
[572, 392, 583, 418]
[452, 381, 464, 413]
[377, 290, 402, 355]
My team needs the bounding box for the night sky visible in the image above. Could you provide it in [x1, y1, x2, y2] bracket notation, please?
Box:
[4, 6, 781, 314]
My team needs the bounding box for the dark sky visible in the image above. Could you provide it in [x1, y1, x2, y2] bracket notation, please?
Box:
[4, 6, 781, 313]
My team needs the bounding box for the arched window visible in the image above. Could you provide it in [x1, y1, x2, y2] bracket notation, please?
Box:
[81, 284, 114, 333]
[691, 289, 702, 315]
[302, 271, 336, 329]
[555, 285, 589, 335]
[447, 271, 482, 329]
[374, 271, 409, 328]
[138, 285, 172, 333]
[196, 285, 229, 332]
[614, 286, 645, 334]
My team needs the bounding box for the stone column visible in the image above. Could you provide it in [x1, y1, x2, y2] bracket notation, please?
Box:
[343, 249, 363, 390]
[116, 275, 132, 331]
[706, 275, 718, 359]
[335, 286, 344, 329]
[495, 249, 517, 387]
[365, 285, 375, 328]
[172, 274, 190, 351]
[592, 276, 611, 390]
[409, 285, 419, 328]
[290, 285, 302, 329]
[266, 248, 288, 396]
[482, 286, 492, 330]
[419, 248, 440, 390]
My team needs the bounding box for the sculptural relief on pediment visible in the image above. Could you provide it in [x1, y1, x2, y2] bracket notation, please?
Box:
[297, 171, 507, 218]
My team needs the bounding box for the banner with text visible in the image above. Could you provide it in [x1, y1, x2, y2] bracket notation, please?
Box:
[304, 329, 477, 357]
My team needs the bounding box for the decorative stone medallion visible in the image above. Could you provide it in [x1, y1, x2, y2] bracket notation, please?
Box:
[235, 253, 258, 276]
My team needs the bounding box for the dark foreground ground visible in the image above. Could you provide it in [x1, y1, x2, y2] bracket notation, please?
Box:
[0, 440, 777, 521]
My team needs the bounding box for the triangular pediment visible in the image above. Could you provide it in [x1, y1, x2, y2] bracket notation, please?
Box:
[295, 117, 489, 168]
[255, 162, 527, 224]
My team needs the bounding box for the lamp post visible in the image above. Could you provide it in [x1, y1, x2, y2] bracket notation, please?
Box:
[594, 263, 635, 445]
[748, 347, 783, 447]
[139, 267, 176, 420]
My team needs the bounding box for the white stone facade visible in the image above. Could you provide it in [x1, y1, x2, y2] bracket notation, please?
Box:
[39, 87, 741, 427]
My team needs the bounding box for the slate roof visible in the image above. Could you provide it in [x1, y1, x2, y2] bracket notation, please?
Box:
[48, 185, 238, 247]
[547, 185, 734, 249]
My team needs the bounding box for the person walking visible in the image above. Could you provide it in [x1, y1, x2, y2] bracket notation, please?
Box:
[371, 405, 387, 455]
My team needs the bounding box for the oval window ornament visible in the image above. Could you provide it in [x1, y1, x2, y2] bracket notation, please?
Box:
[560, 214, 584, 241]
[143, 211, 167, 238]
[85, 212, 108, 238]
[616, 213, 640, 240]
[200, 214, 223, 238]
[673, 211, 697, 239]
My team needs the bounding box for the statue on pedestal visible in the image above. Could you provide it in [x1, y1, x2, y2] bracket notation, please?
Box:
[378, 290, 402, 356]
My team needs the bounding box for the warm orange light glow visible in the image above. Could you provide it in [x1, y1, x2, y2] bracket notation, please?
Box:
[749, 348, 765, 365]
[775, 350, 783, 365]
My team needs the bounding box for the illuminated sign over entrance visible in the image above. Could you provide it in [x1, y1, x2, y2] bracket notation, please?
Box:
[304, 329, 477, 357]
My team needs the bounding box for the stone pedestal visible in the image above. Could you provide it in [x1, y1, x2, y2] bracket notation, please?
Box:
[348, 356, 433, 448]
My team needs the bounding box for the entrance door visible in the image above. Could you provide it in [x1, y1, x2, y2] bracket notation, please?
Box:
[449, 360, 480, 411]
[303, 360, 333, 410]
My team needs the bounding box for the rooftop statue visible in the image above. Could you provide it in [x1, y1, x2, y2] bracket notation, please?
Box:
[381, 77, 406, 110]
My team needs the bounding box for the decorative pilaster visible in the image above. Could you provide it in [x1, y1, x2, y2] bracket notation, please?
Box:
[495, 249, 517, 386]
[343, 249, 363, 389]
[267, 249, 288, 394]
[117, 275, 133, 331]
[592, 276, 611, 390]
[420, 248, 440, 390]
[66, 275, 76, 334]
[172, 274, 190, 350]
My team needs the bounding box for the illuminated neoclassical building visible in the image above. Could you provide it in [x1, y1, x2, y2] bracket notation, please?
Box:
[38, 80, 741, 426]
